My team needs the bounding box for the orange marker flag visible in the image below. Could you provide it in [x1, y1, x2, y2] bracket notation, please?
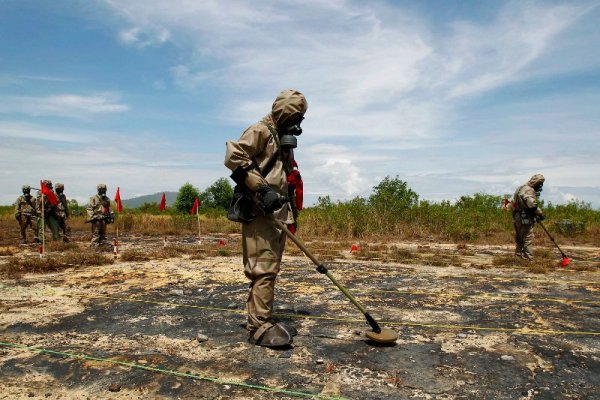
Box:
[159, 192, 167, 211]
[114, 187, 123, 212]
[190, 197, 199, 215]
[40, 180, 58, 206]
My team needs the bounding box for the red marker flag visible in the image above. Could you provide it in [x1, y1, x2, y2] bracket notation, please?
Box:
[40, 180, 58, 206]
[502, 198, 510, 212]
[114, 187, 123, 212]
[287, 160, 304, 211]
[190, 197, 199, 215]
[159, 192, 167, 211]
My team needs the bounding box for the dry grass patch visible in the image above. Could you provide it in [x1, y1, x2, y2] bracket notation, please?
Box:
[0, 247, 16, 256]
[120, 250, 151, 262]
[188, 253, 206, 260]
[492, 255, 524, 267]
[1, 250, 114, 279]
[388, 247, 417, 263]
[46, 241, 79, 252]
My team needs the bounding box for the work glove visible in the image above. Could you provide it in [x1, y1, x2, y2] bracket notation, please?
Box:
[535, 214, 545, 222]
[257, 186, 288, 214]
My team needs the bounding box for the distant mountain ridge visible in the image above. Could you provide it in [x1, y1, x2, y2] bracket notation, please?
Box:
[122, 191, 178, 208]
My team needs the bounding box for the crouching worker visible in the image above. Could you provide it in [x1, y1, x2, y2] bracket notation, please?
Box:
[224, 89, 307, 348]
[512, 174, 545, 260]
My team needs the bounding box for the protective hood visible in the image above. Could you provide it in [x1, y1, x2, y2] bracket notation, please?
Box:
[528, 174, 545, 188]
[271, 89, 307, 129]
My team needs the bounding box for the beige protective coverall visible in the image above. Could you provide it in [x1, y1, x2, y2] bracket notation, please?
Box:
[86, 193, 112, 245]
[512, 174, 545, 259]
[224, 89, 307, 331]
[15, 194, 38, 243]
[56, 190, 71, 242]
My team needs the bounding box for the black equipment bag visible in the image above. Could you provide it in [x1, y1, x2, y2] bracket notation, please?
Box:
[227, 184, 257, 223]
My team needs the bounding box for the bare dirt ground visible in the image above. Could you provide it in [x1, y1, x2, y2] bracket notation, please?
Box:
[1, 231, 600, 400]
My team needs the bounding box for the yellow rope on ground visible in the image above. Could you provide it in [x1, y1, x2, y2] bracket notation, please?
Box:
[81, 294, 600, 337]
[367, 289, 600, 305]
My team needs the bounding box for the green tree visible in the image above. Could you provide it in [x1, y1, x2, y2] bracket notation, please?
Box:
[174, 182, 200, 214]
[199, 178, 233, 210]
[369, 175, 419, 217]
[67, 198, 85, 216]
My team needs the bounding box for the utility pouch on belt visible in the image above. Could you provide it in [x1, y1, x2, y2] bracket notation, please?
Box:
[227, 184, 257, 223]
[520, 210, 531, 225]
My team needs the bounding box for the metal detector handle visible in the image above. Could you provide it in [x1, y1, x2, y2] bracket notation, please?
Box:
[538, 221, 568, 258]
[268, 214, 382, 334]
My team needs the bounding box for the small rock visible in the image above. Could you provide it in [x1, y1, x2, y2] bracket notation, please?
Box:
[196, 334, 209, 343]
[108, 383, 121, 392]
[457, 333, 467, 339]
[316, 358, 325, 364]
[353, 329, 363, 336]
[278, 350, 293, 359]
[28, 393, 35, 398]
[223, 385, 231, 390]
[45, 393, 52, 398]
[169, 289, 184, 296]
[226, 302, 237, 309]
[501, 355, 515, 361]
[197, 289, 204, 293]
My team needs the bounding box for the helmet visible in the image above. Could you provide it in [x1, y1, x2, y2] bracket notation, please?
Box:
[97, 184, 107, 194]
[22, 185, 31, 194]
[42, 180, 53, 190]
[272, 89, 307, 130]
[55, 183, 64, 190]
[528, 174, 545, 191]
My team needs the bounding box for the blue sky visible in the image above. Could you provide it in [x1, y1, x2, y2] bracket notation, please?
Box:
[1, 0, 599, 207]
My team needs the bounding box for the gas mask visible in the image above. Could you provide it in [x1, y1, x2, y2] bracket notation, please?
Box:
[279, 116, 304, 149]
[97, 184, 107, 196]
[535, 184, 543, 197]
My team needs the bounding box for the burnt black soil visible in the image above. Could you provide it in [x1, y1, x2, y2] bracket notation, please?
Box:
[1, 236, 600, 399]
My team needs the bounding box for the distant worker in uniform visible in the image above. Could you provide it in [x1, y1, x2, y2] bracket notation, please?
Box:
[14, 185, 39, 244]
[86, 184, 114, 246]
[55, 183, 71, 242]
[225, 89, 307, 347]
[512, 174, 545, 260]
[36, 180, 60, 241]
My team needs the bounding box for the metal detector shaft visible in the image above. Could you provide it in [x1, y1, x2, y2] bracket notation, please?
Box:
[269, 215, 382, 333]
[538, 221, 568, 258]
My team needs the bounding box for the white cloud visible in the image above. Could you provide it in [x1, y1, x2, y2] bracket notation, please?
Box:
[318, 159, 365, 197]
[561, 192, 577, 203]
[441, 2, 589, 98]
[99, 0, 593, 143]
[118, 26, 170, 48]
[0, 93, 130, 118]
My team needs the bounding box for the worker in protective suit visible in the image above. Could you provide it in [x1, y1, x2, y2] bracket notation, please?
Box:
[224, 89, 307, 348]
[36, 180, 61, 241]
[14, 185, 39, 244]
[86, 184, 114, 246]
[54, 183, 71, 242]
[512, 174, 545, 260]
